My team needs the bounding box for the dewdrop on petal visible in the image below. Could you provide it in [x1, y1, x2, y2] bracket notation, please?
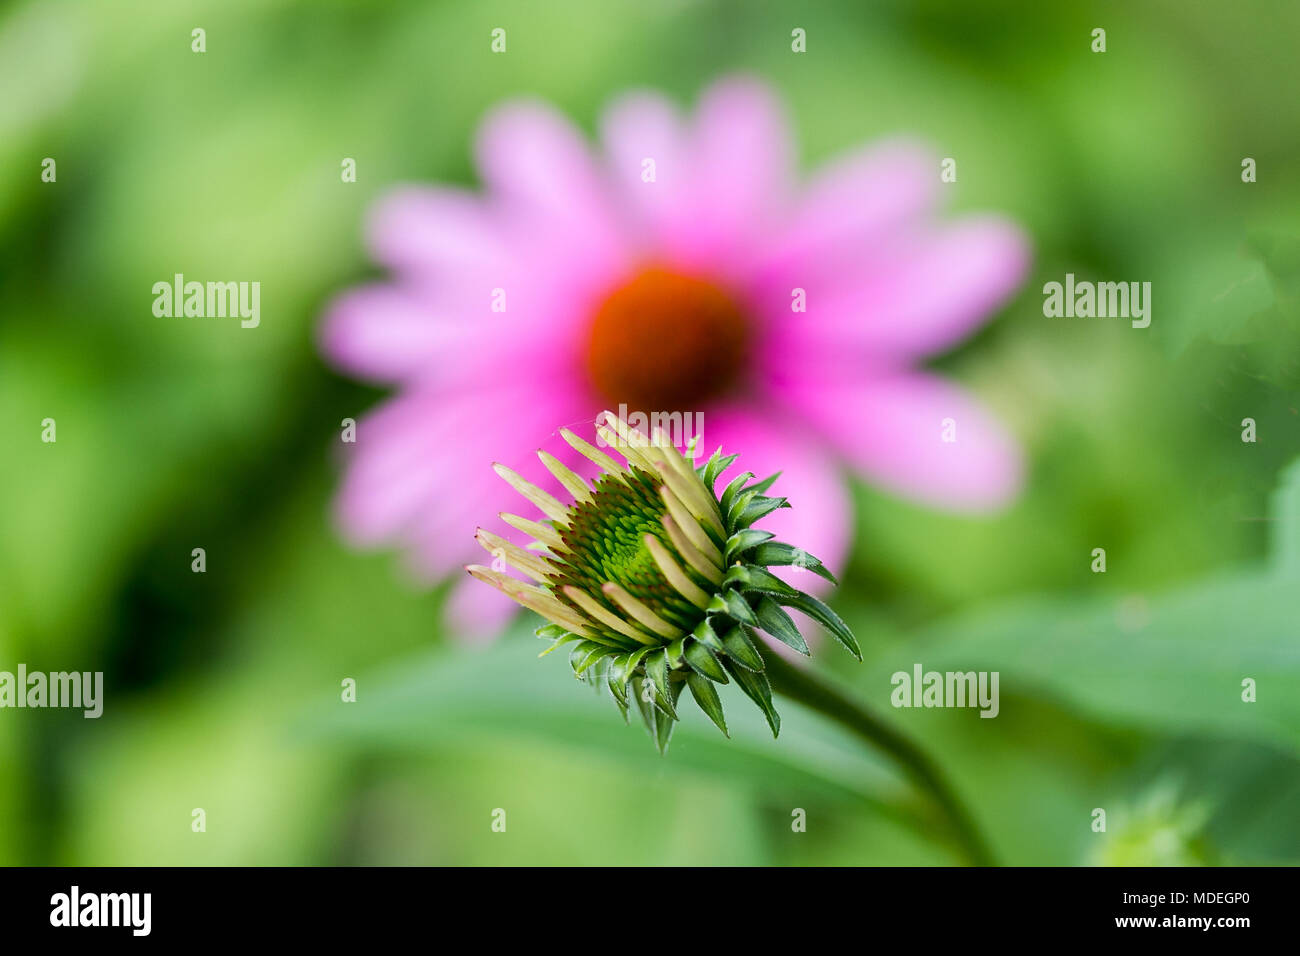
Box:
[467, 410, 861, 753]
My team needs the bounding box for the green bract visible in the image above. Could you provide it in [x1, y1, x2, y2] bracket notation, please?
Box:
[467, 411, 861, 753]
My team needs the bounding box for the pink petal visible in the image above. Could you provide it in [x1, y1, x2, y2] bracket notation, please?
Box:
[780, 374, 1023, 510]
[399, 397, 601, 579]
[333, 390, 460, 545]
[700, 405, 851, 592]
[475, 100, 627, 274]
[599, 90, 691, 257]
[750, 139, 939, 282]
[319, 284, 480, 384]
[767, 217, 1030, 369]
[366, 186, 505, 278]
[675, 76, 792, 274]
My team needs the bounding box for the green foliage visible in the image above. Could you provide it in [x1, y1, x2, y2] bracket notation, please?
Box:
[2, 0, 1298, 865]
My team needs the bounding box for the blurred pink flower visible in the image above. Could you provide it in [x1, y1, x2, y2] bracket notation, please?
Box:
[320, 76, 1029, 640]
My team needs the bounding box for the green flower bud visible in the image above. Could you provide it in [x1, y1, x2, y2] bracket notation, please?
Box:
[468, 410, 860, 752]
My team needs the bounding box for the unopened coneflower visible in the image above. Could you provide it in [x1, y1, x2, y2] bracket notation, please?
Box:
[467, 410, 860, 752]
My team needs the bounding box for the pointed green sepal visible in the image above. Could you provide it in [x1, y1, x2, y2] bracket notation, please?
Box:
[744, 472, 781, 495]
[723, 658, 780, 737]
[684, 639, 729, 684]
[645, 648, 677, 718]
[653, 680, 685, 754]
[779, 591, 862, 660]
[736, 495, 788, 528]
[754, 595, 810, 655]
[721, 624, 765, 671]
[702, 451, 739, 490]
[720, 471, 756, 515]
[724, 563, 799, 596]
[708, 588, 758, 626]
[539, 633, 583, 657]
[690, 617, 727, 655]
[686, 672, 729, 737]
[750, 542, 838, 584]
[725, 528, 775, 562]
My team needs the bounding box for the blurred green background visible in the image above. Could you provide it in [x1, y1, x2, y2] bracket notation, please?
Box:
[2, 0, 1298, 865]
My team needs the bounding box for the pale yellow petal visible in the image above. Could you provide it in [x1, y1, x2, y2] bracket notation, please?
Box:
[538, 450, 591, 503]
[559, 427, 626, 477]
[499, 512, 564, 551]
[474, 528, 554, 583]
[465, 565, 595, 637]
[601, 582, 683, 639]
[562, 586, 659, 646]
[659, 486, 724, 567]
[643, 534, 711, 609]
[493, 463, 569, 523]
[661, 514, 723, 584]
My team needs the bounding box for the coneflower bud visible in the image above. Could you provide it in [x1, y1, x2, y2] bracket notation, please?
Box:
[467, 410, 861, 753]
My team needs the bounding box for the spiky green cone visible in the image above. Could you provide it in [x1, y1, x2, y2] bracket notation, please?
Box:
[467, 410, 861, 753]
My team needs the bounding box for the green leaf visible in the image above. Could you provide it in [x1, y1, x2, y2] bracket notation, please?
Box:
[906, 572, 1300, 758]
[723, 658, 780, 738]
[750, 542, 838, 584]
[686, 673, 728, 737]
[779, 591, 862, 661]
[313, 634, 935, 844]
[754, 596, 810, 655]
[684, 639, 729, 684]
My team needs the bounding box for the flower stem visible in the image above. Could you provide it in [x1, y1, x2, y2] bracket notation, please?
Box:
[762, 652, 995, 866]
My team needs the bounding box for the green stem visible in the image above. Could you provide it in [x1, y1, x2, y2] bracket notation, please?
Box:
[762, 652, 995, 867]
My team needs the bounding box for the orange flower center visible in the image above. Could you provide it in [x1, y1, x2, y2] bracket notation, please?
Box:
[584, 267, 750, 414]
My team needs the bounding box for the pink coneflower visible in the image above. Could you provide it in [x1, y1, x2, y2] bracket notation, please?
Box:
[321, 76, 1029, 639]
